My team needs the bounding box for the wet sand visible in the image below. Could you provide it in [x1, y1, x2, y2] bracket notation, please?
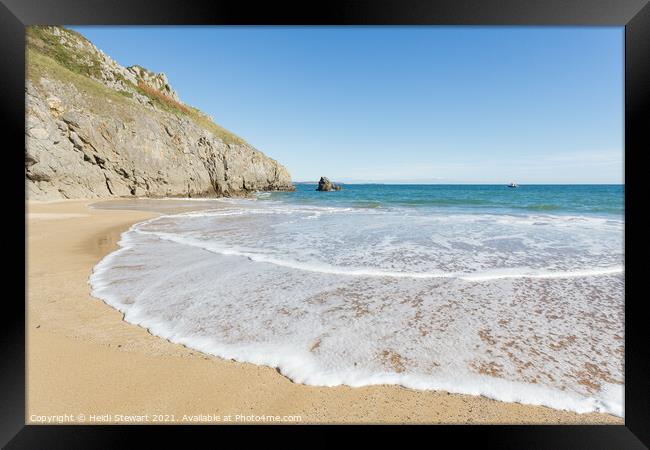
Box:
[26, 199, 623, 424]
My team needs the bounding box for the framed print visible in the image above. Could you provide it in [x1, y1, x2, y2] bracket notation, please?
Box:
[2, 0, 648, 447]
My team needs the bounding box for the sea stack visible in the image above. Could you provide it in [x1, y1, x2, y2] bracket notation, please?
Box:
[316, 176, 342, 191]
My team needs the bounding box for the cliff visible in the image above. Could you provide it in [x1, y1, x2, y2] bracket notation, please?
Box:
[25, 26, 294, 200]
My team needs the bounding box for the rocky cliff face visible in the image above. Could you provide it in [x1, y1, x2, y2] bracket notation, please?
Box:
[25, 26, 294, 200]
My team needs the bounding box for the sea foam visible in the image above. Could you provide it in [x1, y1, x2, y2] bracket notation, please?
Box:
[90, 201, 624, 417]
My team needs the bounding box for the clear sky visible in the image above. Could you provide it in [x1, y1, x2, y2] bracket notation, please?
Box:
[70, 26, 624, 184]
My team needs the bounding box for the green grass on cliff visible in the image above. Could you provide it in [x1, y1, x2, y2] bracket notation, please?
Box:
[26, 26, 245, 146]
[27, 49, 139, 119]
[27, 26, 103, 80]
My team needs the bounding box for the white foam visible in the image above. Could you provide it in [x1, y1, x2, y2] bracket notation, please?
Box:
[89, 201, 625, 417]
[457, 266, 624, 281]
[133, 229, 623, 282]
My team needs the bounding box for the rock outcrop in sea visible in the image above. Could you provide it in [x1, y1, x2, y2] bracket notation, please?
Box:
[25, 26, 294, 200]
[316, 177, 342, 191]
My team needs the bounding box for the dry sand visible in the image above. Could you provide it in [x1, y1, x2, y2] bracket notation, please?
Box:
[26, 200, 623, 424]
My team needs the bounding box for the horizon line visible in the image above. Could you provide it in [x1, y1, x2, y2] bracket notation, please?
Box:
[293, 181, 625, 185]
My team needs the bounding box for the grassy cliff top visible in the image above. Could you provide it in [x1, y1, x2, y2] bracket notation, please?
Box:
[26, 26, 245, 146]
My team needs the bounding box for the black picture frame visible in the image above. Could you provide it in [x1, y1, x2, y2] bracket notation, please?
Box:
[2, 0, 648, 447]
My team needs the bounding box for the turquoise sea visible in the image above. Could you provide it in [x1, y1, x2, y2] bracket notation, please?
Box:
[269, 183, 624, 216]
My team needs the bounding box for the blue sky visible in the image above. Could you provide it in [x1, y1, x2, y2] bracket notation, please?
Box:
[70, 26, 624, 183]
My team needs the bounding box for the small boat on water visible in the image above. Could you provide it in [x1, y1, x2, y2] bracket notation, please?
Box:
[507, 182, 519, 188]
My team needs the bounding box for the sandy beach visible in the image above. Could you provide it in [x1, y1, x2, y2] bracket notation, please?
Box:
[26, 199, 623, 424]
